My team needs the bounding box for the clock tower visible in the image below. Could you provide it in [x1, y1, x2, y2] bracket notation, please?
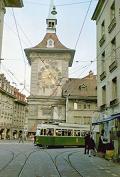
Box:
[25, 0, 75, 132]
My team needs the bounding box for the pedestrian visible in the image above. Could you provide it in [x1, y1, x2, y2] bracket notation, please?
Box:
[88, 135, 96, 157]
[84, 132, 90, 154]
[18, 131, 23, 143]
[97, 129, 107, 155]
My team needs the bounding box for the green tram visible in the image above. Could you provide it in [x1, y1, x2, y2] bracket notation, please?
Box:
[35, 123, 88, 148]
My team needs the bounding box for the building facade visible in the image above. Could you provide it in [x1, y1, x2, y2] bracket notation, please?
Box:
[0, 74, 27, 139]
[24, 0, 75, 133]
[62, 71, 97, 132]
[92, 0, 120, 159]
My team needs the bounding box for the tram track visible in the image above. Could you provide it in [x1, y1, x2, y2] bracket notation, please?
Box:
[0, 146, 84, 177]
[0, 147, 41, 177]
[44, 149, 84, 177]
[17, 150, 37, 177]
[0, 150, 15, 173]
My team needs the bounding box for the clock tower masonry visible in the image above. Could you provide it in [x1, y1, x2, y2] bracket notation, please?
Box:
[25, 0, 75, 132]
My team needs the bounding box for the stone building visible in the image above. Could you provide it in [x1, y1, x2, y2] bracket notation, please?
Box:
[0, 74, 27, 139]
[62, 71, 97, 132]
[92, 0, 120, 159]
[0, 0, 23, 58]
[24, 0, 75, 133]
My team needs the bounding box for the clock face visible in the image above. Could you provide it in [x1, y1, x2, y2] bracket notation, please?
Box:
[38, 65, 61, 88]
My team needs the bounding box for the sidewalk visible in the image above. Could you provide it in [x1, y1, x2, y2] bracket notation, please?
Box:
[0, 139, 33, 144]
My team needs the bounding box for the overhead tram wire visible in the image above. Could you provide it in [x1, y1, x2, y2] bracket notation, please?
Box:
[24, 0, 96, 6]
[11, 9, 28, 91]
[1, 2, 94, 106]
[1, 64, 20, 86]
[1, 2, 96, 111]
[1, 63, 27, 88]
[7, 0, 118, 101]
[6, 1, 120, 119]
[5, 32, 115, 117]
[69, 63, 92, 76]
[74, 0, 93, 50]
[4, 21, 31, 47]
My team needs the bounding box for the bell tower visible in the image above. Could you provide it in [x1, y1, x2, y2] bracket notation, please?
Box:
[46, 0, 57, 33]
[24, 0, 75, 131]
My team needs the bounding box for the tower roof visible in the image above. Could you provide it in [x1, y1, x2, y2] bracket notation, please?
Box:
[33, 33, 68, 49]
[24, 33, 75, 66]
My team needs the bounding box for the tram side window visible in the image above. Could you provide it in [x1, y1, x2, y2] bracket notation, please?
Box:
[41, 129, 43, 135]
[68, 130, 73, 136]
[74, 130, 80, 136]
[56, 129, 62, 136]
[62, 129, 67, 136]
[47, 128, 53, 136]
[44, 129, 47, 135]
[81, 131, 86, 137]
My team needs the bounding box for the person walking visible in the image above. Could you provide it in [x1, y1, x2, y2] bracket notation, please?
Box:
[18, 131, 23, 143]
[88, 134, 96, 157]
[84, 132, 90, 154]
[98, 129, 107, 155]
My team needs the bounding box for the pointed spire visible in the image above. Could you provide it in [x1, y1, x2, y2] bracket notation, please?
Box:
[46, 0, 57, 33]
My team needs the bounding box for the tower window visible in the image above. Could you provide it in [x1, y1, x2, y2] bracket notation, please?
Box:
[79, 84, 87, 91]
[47, 39, 54, 48]
[48, 22, 55, 28]
[52, 22, 54, 28]
[49, 22, 52, 27]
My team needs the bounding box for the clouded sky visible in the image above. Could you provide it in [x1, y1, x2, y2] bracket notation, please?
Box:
[1, 0, 98, 96]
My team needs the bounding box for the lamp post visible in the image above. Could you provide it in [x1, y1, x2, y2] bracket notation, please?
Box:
[65, 93, 70, 123]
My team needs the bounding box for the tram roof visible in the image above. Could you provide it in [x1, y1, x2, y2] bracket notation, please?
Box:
[36, 123, 90, 130]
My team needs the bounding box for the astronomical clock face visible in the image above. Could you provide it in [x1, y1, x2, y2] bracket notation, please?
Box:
[38, 65, 61, 89]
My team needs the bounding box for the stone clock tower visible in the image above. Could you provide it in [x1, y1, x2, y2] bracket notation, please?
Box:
[25, 0, 75, 132]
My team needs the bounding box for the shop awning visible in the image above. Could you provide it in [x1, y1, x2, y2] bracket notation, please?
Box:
[92, 113, 120, 125]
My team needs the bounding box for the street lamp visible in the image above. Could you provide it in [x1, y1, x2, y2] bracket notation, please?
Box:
[64, 90, 70, 123]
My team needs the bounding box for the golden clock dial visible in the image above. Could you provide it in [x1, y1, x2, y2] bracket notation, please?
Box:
[41, 67, 60, 88]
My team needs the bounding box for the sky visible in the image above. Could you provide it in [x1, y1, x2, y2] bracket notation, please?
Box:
[1, 0, 98, 96]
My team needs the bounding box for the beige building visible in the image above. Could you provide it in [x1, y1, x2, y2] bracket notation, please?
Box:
[0, 74, 27, 139]
[92, 0, 120, 159]
[62, 71, 97, 131]
[0, 0, 23, 58]
[24, 1, 75, 133]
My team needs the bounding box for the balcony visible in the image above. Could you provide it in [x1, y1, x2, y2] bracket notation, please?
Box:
[99, 34, 105, 47]
[100, 71, 106, 81]
[108, 17, 116, 33]
[109, 60, 117, 72]
[110, 98, 118, 106]
[4, 0, 23, 7]
[100, 104, 106, 111]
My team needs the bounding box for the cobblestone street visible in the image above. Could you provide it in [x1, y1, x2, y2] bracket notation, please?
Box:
[0, 141, 120, 177]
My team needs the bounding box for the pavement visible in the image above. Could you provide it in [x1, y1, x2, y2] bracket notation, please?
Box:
[0, 141, 120, 177]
